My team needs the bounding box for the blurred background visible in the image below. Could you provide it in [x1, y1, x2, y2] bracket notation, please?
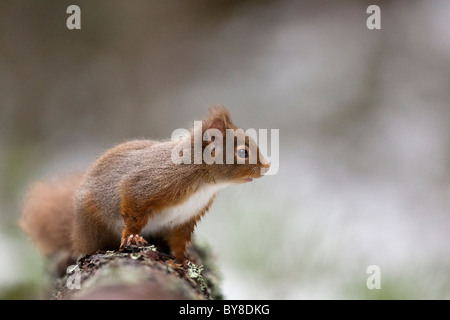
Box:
[1, 0, 449, 299]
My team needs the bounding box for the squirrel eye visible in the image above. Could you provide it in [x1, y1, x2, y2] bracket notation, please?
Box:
[237, 148, 249, 159]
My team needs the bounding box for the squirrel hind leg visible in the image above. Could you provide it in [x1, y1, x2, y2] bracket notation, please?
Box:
[72, 190, 123, 255]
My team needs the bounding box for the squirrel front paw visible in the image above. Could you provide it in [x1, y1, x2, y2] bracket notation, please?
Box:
[120, 234, 148, 249]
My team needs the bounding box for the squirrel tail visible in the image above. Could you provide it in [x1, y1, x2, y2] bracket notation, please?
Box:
[19, 172, 84, 257]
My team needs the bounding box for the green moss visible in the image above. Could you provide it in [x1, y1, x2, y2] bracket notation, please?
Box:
[187, 261, 206, 291]
[0, 282, 45, 300]
[191, 237, 223, 299]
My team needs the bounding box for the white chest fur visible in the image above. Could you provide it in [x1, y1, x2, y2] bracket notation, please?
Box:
[141, 183, 230, 236]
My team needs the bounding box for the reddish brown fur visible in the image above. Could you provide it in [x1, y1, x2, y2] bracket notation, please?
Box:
[72, 191, 121, 254]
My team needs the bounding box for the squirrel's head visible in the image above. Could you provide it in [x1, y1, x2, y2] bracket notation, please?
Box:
[201, 106, 270, 184]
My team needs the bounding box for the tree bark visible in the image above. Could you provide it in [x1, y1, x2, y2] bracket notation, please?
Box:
[52, 240, 223, 300]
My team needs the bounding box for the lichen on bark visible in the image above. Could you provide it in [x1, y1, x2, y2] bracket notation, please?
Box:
[52, 239, 223, 300]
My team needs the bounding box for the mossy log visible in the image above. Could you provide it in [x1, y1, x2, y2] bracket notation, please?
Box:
[52, 240, 223, 300]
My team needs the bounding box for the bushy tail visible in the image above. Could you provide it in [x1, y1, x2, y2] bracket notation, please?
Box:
[19, 173, 84, 256]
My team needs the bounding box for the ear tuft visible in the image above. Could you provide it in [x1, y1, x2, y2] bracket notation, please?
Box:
[206, 105, 231, 128]
[207, 117, 226, 136]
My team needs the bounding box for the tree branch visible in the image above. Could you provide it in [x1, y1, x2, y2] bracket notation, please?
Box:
[52, 240, 223, 300]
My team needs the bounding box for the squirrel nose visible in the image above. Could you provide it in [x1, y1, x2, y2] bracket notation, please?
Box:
[261, 161, 270, 169]
[260, 162, 271, 175]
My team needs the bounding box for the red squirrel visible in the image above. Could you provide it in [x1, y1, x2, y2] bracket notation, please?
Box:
[20, 106, 270, 265]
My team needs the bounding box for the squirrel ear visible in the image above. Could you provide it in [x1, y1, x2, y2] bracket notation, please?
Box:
[203, 106, 232, 142]
[206, 118, 226, 139]
[207, 106, 231, 128]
